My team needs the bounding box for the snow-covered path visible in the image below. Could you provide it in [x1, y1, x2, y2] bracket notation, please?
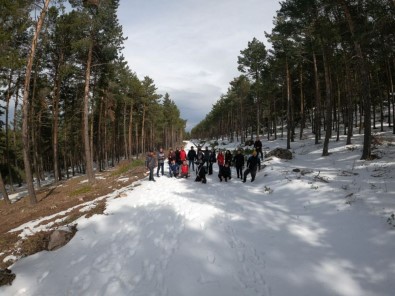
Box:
[2, 135, 395, 296]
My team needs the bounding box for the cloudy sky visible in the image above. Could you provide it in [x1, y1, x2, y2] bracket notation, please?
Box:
[117, 0, 281, 131]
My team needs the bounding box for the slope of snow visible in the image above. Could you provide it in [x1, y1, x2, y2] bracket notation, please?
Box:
[1, 130, 395, 296]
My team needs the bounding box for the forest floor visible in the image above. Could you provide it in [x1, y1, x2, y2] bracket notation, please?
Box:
[0, 159, 148, 270]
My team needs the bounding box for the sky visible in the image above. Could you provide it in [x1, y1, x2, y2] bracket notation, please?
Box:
[117, 0, 281, 131]
[2, 127, 395, 295]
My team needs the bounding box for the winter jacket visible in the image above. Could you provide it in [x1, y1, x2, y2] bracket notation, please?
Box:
[187, 149, 197, 161]
[246, 155, 260, 171]
[254, 140, 263, 152]
[146, 155, 156, 169]
[157, 151, 165, 164]
[196, 150, 205, 164]
[217, 152, 225, 166]
[169, 162, 179, 176]
[197, 164, 206, 178]
[219, 165, 231, 178]
[168, 151, 176, 164]
[233, 153, 245, 167]
[225, 151, 232, 165]
[180, 164, 189, 175]
[209, 150, 216, 163]
[175, 150, 181, 164]
[180, 149, 187, 162]
[203, 148, 210, 162]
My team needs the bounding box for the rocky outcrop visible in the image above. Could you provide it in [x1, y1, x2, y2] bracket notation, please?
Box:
[266, 148, 293, 160]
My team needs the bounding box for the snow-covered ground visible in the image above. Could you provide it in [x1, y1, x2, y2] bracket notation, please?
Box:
[2, 129, 395, 296]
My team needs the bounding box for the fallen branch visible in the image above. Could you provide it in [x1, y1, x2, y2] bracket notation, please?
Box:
[313, 171, 329, 183]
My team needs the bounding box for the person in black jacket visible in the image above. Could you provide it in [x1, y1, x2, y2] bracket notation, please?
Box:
[233, 149, 245, 179]
[218, 162, 232, 182]
[208, 148, 216, 175]
[187, 146, 197, 171]
[195, 161, 207, 183]
[243, 150, 261, 183]
[254, 137, 263, 159]
[224, 150, 232, 165]
[175, 147, 181, 165]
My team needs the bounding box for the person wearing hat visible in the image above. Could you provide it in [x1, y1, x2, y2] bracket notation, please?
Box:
[187, 145, 197, 171]
[242, 150, 261, 183]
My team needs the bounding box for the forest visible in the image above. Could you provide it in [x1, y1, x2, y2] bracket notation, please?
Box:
[0, 0, 186, 205]
[1, 0, 395, 207]
[191, 0, 395, 160]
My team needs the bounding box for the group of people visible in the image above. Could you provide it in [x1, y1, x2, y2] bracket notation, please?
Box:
[145, 137, 264, 184]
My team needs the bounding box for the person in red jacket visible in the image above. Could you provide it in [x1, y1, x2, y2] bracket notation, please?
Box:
[180, 160, 189, 178]
[180, 146, 187, 163]
[217, 150, 225, 174]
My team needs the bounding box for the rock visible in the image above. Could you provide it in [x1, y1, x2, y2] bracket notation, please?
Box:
[266, 148, 293, 160]
[47, 226, 77, 251]
[0, 269, 16, 286]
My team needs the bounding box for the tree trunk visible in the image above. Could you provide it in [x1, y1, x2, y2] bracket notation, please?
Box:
[5, 71, 15, 192]
[97, 97, 103, 171]
[21, 0, 51, 204]
[141, 104, 146, 154]
[52, 52, 63, 183]
[123, 102, 128, 159]
[286, 58, 291, 150]
[387, 59, 394, 133]
[313, 51, 322, 144]
[322, 45, 333, 157]
[0, 174, 11, 205]
[83, 41, 95, 183]
[299, 64, 305, 140]
[128, 103, 133, 158]
[338, 0, 372, 160]
[13, 77, 20, 161]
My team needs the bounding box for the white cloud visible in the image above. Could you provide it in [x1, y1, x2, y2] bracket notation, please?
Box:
[118, 0, 280, 131]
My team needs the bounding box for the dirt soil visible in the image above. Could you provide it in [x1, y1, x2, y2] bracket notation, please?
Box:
[0, 160, 148, 270]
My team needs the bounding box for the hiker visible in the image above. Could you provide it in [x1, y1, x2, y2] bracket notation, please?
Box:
[167, 148, 176, 165]
[156, 147, 165, 177]
[208, 148, 216, 175]
[145, 150, 157, 182]
[180, 160, 189, 178]
[195, 161, 207, 184]
[233, 149, 245, 179]
[217, 150, 225, 173]
[187, 146, 197, 171]
[243, 150, 261, 183]
[254, 137, 263, 159]
[169, 159, 179, 178]
[218, 162, 231, 182]
[224, 150, 232, 165]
